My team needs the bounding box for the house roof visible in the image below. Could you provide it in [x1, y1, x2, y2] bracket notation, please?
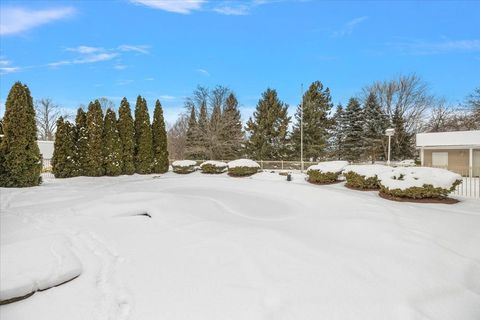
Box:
[416, 130, 480, 148]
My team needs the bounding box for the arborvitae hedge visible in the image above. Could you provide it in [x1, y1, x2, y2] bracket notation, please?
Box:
[75, 108, 88, 175]
[152, 100, 169, 173]
[134, 96, 153, 174]
[85, 100, 104, 176]
[0, 82, 42, 187]
[52, 117, 77, 178]
[102, 109, 123, 176]
[117, 98, 135, 175]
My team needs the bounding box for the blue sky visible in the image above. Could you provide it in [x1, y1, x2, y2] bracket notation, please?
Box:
[1, 0, 479, 124]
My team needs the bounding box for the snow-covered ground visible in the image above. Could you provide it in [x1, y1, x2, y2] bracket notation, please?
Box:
[1, 171, 480, 320]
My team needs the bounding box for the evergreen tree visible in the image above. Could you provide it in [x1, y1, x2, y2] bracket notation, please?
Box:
[220, 93, 244, 159]
[363, 93, 389, 163]
[74, 108, 88, 175]
[0, 82, 42, 187]
[152, 100, 169, 173]
[329, 104, 346, 160]
[102, 109, 123, 176]
[196, 101, 209, 159]
[291, 81, 333, 161]
[343, 98, 364, 162]
[185, 106, 199, 159]
[117, 98, 135, 174]
[134, 96, 153, 173]
[85, 100, 104, 176]
[391, 106, 414, 160]
[52, 117, 77, 178]
[209, 102, 222, 159]
[245, 88, 290, 160]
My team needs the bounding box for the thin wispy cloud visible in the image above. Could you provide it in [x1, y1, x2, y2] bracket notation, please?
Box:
[66, 46, 104, 54]
[116, 79, 134, 86]
[196, 68, 210, 76]
[332, 16, 368, 37]
[0, 57, 21, 75]
[213, 0, 274, 16]
[159, 95, 176, 101]
[130, 0, 205, 14]
[118, 45, 150, 54]
[387, 39, 480, 55]
[49, 53, 118, 67]
[0, 6, 75, 36]
[114, 64, 128, 70]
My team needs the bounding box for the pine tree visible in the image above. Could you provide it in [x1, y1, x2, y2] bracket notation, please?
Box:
[291, 81, 333, 161]
[117, 98, 135, 174]
[363, 93, 389, 163]
[74, 108, 88, 175]
[391, 106, 414, 160]
[185, 106, 198, 159]
[0, 82, 42, 187]
[343, 98, 364, 162]
[52, 117, 77, 178]
[85, 100, 104, 176]
[196, 101, 209, 159]
[220, 93, 244, 159]
[152, 100, 169, 173]
[329, 104, 346, 160]
[134, 96, 153, 173]
[209, 102, 222, 159]
[102, 109, 123, 176]
[245, 88, 290, 160]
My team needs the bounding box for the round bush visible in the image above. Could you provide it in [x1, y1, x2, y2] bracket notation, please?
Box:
[172, 160, 197, 174]
[200, 161, 227, 174]
[307, 170, 340, 184]
[344, 171, 381, 190]
[227, 159, 260, 177]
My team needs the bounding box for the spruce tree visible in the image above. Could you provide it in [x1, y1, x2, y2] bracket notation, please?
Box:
[220, 93, 244, 159]
[209, 102, 222, 159]
[152, 100, 169, 173]
[343, 98, 364, 162]
[134, 96, 153, 173]
[52, 117, 77, 178]
[363, 93, 389, 163]
[329, 104, 346, 160]
[185, 106, 199, 159]
[245, 88, 290, 160]
[85, 100, 104, 176]
[117, 98, 135, 174]
[291, 81, 333, 161]
[103, 109, 123, 176]
[391, 106, 414, 160]
[196, 101, 209, 159]
[0, 82, 42, 187]
[74, 108, 88, 175]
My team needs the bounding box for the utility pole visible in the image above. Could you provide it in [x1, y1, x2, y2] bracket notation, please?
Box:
[300, 83, 304, 173]
[385, 128, 395, 166]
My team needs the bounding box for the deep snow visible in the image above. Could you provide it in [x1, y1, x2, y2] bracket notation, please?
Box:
[1, 172, 479, 320]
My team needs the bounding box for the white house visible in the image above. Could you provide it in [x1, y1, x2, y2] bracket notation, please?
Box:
[416, 130, 480, 177]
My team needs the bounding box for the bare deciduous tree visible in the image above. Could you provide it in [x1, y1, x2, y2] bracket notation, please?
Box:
[167, 113, 189, 160]
[98, 97, 115, 113]
[35, 98, 62, 141]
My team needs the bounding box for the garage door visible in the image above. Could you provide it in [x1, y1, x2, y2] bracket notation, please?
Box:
[432, 152, 448, 168]
[474, 150, 480, 176]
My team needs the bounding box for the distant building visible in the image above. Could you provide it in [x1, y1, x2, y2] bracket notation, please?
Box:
[37, 140, 54, 159]
[416, 130, 480, 176]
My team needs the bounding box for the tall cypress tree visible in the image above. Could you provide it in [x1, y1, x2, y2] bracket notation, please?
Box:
[185, 106, 199, 159]
[103, 109, 123, 176]
[117, 98, 135, 174]
[75, 108, 88, 175]
[0, 82, 42, 187]
[391, 106, 414, 160]
[152, 100, 169, 173]
[329, 104, 346, 160]
[220, 93, 244, 159]
[291, 81, 333, 161]
[52, 117, 77, 178]
[343, 98, 364, 162]
[209, 102, 222, 159]
[85, 100, 104, 176]
[196, 101, 209, 159]
[245, 88, 290, 160]
[363, 93, 389, 163]
[134, 96, 153, 173]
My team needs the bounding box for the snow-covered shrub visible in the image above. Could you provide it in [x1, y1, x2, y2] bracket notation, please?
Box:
[172, 160, 197, 174]
[200, 160, 228, 174]
[307, 161, 349, 184]
[396, 159, 416, 167]
[343, 165, 392, 190]
[378, 167, 462, 199]
[227, 159, 260, 176]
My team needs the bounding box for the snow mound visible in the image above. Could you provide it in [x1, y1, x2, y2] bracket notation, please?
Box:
[172, 160, 197, 168]
[396, 159, 416, 167]
[307, 161, 349, 173]
[378, 167, 462, 190]
[343, 164, 393, 178]
[228, 159, 260, 168]
[200, 160, 228, 168]
[0, 235, 82, 303]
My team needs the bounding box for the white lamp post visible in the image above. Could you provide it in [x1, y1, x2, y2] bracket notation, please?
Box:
[300, 83, 304, 173]
[385, 128, 395, 166]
